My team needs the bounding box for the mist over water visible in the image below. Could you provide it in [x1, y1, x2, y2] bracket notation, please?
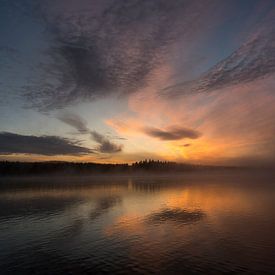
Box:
[0, 173, 275, 274]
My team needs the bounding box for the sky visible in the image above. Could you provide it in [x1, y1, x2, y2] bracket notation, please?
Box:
[0, 0, 275, 166]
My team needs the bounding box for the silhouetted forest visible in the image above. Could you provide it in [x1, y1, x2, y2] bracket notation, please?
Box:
[0, 160, 238, 176]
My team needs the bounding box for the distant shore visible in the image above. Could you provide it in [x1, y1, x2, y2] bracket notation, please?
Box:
[0, 160, 254, 177]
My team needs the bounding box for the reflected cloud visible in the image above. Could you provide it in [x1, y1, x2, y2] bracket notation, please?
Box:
[90, 195, 122, 221]
[55, 219, 84, 240]
[0, 196, 80, 220]
[146, 208, 205, 225]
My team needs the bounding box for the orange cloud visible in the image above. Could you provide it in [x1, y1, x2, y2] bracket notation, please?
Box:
[106, 67, 275, 165]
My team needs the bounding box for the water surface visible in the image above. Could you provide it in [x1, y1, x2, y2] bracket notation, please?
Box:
[0, 173, 275, 274]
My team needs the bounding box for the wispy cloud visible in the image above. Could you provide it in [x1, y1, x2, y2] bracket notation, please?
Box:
[91, 131, 122, 154]
[22, 0, 212, 110]
[57, 112, 89, 134]
[144, 126, 201, 141]
[163, 21, 275, 96]
[57, 112, 123, 154]
[0, 132, 93, 155]
[183, 143, 191, 147]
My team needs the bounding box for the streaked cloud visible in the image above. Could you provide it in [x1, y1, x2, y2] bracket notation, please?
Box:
[144, 126, 201, 141]
[91, 131, 123, 154]
[0, 132, 93, 155]
[163, 14, 275, 97]
[183, 144, 191, 147]
[22, 0, 214, 110]
[1, 0, 275, 166]
[57, 112, 124, 154]
[57, 112, 89, 134]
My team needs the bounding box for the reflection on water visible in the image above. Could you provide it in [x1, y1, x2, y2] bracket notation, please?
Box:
[146, 208, 205, 225]
[0, 173, 275, 274]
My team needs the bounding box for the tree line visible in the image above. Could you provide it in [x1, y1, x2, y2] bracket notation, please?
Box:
[0, 160, 235, 176]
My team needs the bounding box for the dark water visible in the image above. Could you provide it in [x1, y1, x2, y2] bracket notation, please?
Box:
[0, 173, 275, 274]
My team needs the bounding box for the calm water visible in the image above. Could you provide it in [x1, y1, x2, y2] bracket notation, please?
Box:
[0, 173, 275, 274]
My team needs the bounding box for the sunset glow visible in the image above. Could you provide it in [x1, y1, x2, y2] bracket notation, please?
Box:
[0, 0, 274, 166]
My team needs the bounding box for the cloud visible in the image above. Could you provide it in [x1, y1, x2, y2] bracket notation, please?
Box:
[3, 1, 275, 111]
[0, 132, 93, 155]
[163, 18, 275, 96]
[144, 126, 201, 140]
[57, 112, 124, 153]
[183, 143, 191, 147]
[91, 131, 123, 153]
[57, 112, 89, 133]
[23, 0, 212, 110]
